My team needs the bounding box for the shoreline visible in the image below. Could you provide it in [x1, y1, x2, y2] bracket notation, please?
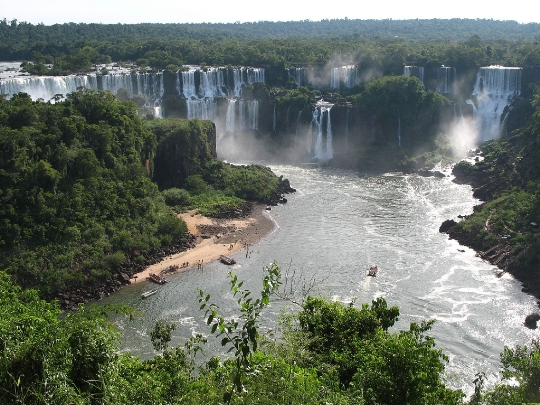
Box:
[131, 203, 276, 283]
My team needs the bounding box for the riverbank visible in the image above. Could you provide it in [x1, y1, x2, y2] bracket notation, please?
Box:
[131, 203, 276, 283]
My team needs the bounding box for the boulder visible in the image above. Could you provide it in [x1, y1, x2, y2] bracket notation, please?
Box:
[439, 219, 458, 233]
[524, 313, 540, 329]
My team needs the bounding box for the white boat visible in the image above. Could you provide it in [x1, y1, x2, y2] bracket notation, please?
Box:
[141, 289, 158, 299]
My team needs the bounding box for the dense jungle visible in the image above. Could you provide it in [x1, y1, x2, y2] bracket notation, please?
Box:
[1, 18, 540, 405]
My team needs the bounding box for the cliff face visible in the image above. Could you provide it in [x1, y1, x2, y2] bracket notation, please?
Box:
[149, 119, 217, 189]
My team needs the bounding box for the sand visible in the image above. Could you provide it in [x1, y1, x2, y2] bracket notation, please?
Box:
[130, 203, 276, 283]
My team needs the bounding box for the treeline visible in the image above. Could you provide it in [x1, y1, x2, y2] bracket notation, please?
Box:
[2, 18, 540, 43]
[1, 264, 539, 404]
[1, 19, 540, 77]
[0, 89, 288, 298]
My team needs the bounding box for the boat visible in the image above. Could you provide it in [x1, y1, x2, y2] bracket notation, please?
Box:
[220, 255, 236, 265]
[367, 266, 378, 277]
[141, 289, 158, 299]
[149, 273, 167, 284]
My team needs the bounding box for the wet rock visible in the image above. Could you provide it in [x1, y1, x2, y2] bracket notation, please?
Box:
[439, 219, 458, 233]
[524, 313, 540, 329]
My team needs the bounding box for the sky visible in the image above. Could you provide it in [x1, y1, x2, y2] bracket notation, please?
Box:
[3, 0, 539, 25]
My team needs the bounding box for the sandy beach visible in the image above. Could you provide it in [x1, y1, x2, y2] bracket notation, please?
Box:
[131, 203, 276, 283]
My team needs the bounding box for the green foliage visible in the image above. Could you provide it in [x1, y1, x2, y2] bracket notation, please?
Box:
[198, 262, 281, 402]
[2, 262, 540, 405]
[0, 270, 134, 404]
[478, 340, 540, 405]
[449, 85, 540, 273]
[150, 319, 177, 352]
[356, 75, 450, 147]
[0, 90, 186, 295]
[295, 297, 463, 404]
[275, 86, 318, 107]
[162, 187, 192, 207]
[1, 20, 540, 77]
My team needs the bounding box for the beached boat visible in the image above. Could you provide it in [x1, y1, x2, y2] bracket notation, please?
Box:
[141, 289, 158, 299]
[220, 255, 236, 265]
[149, 273, 167, 284]
[367, 266, 378, 277]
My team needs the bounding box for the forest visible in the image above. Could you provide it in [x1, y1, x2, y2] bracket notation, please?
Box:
[1, 17, 540, 405]
[0, 90, 287, 301]
[0, 19, 539, 77]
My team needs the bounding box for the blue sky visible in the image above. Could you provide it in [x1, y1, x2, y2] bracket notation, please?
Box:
[3, 0, 539, 25]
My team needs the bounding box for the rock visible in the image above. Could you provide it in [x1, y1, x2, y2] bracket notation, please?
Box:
[524, 313, 540, 329]
[439, 219, 458, 233]
[433, 171, 446, 178]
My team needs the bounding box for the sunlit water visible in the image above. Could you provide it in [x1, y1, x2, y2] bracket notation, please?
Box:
[101, 164, 538, 395]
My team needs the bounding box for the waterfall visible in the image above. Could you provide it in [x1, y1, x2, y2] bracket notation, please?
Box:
[295, 110, 302, 144]
[326, 107, 333, 158]
[0, 75, 89, 102]
[472, 66, 521, 141]
[436, 66, 456, 94]
[465, 99, 477, 116]
[0, 72, 167, 108]
[225, 99, 236, 133]
[198, 68, 226, 98]
[180, 70, 197, 98]
[230, 67, 265, 97]
[330, 65, 359, 89]
[312, 100, 334, 160]
[287, 67, 314, 87]
[403, 66, 424, 83]
[186, 98, 217, 120]
[248, 100, 259, 130]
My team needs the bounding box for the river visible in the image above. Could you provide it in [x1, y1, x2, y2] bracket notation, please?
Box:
[101, 164, 538, 395]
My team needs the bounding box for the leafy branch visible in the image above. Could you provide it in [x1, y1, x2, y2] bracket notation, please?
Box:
[197, 261, 281, 402]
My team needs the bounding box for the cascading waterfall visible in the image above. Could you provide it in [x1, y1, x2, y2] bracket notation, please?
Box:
[0, 75, 89, 102]
[311, 100, 334, 160]
[238, 100, 256, 131]
[186, 98, 217, 120]
[0, 72, 168, 107]
[436, 66, 456, 94]
[330, 65, 359, 89]
[198, 68, 226, 98]
[465, 99, 478, 116]
[245, 100, 258, 130]
[287, 67, 313, 87]
[472, 66, 521, 141]
[225, 99, 236, 133]
[180, 70, 197, 99]
[230, 67, 265, 97]
[294, 110, 302, 144]
[403, 65, 424, 83]
[227, 99, 259, 132]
